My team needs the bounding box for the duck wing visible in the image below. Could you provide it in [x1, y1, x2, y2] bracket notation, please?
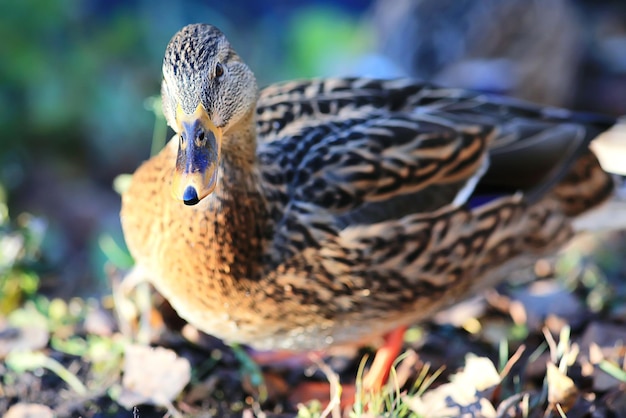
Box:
[254, 78, 614, 327]
[257, 78, 615, 227]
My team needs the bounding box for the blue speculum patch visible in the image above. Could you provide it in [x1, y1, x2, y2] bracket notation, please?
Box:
[468, 194, 503, 208]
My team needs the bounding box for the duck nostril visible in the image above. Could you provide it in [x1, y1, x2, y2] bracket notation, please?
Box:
[183, 186, 200, 205]
[197, 131, 205, 143]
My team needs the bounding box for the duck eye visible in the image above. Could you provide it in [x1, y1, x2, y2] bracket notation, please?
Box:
[215, 63, 224, 78]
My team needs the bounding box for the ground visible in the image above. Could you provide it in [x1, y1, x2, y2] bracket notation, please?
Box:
[1, 228, 626, 417]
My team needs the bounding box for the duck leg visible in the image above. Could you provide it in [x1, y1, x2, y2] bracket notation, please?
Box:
[362, 326, 407, 391]
[287, 327, 408, 411]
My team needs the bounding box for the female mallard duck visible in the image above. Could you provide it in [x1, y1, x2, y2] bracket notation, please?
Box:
[121, 23, 617, 391]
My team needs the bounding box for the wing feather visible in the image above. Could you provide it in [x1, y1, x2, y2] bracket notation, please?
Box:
[256, 78, 616, 239]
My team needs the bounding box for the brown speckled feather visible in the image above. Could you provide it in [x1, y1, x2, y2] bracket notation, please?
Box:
[121, 24, 616, 352]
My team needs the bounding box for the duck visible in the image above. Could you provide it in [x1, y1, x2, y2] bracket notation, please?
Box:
[372, 0, 583, 107]
[120, 23, 619, 395]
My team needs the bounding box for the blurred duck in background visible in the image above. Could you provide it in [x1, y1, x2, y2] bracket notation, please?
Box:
[372, 0, 583, 106]
[372, 0, 626, 114]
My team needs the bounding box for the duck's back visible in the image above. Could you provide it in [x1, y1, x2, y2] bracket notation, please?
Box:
[254, 78, 614, 225]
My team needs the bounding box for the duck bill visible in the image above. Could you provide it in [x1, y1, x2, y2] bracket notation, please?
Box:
[171, 105, 223, 205]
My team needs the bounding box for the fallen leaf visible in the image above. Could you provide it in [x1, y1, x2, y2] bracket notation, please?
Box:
[4, 403, 54, 418]
[589, 342, 604, 365]
[580, 322, 626, 391]
[546, 362, 578, 413]
[0, 323, 49, 359]
[116, 343, 191, 409]
[406, 355, 500, 418]
[590, 124, 626, 176]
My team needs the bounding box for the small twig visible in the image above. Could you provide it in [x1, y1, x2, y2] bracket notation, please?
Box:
[555, 403, 567, 418]
[311, 355, 342, 418]
[161, 398, 183, 418]
[495, 392, 525, 418]
[542, 327, 558, 364]
[500, 344, 526, 379]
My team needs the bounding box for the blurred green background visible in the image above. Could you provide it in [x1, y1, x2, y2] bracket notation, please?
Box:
[0, 0, 625, 305]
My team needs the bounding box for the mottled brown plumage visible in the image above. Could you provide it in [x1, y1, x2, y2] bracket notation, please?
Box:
[121, 24, 615, 356]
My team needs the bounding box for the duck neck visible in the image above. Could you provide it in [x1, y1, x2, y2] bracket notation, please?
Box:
[220, 107, 257, 172]
[209, 107, 260, 206]
[191, 109, 266, 283]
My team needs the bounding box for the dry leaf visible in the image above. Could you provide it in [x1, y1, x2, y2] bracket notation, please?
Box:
[406, 355, 500, 418]
[546, 362, 578, 413]
[4, 403, 54, 418]
[590, 124, 626, 176]
[116, 343, 191, 409]
[589, 343, 604, 365]
[580, 322, 626, 391]
[0, 324, 49, 359]
[451, 355, 501, 392]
